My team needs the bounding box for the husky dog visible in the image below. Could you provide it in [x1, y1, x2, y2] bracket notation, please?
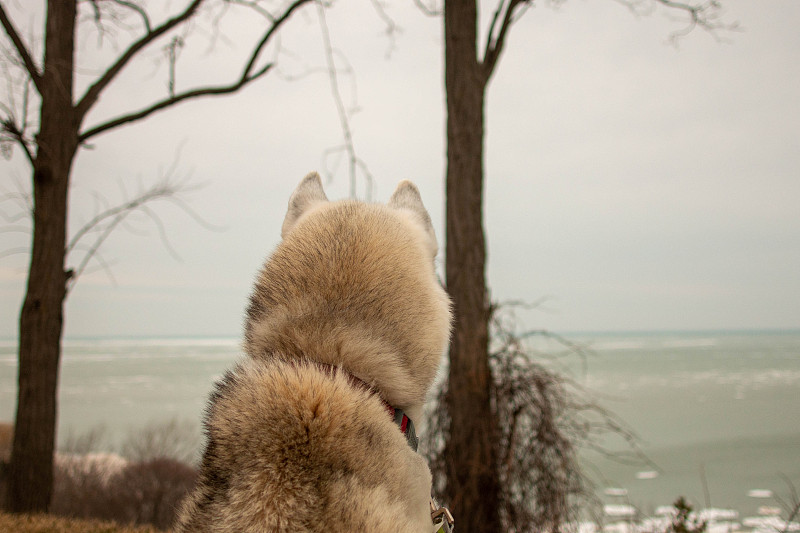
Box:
[175, 173, 452, 532]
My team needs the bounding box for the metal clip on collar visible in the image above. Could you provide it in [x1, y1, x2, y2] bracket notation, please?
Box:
[430, 498, 455, 533]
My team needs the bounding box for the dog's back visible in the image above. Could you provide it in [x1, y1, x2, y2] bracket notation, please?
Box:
[175, 174, 451, 532]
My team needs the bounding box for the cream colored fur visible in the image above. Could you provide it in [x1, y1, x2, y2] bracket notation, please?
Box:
[175, 173, 452, 532]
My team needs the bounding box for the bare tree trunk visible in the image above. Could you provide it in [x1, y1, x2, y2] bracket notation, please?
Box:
[6, 0, 77, 513]
[442, 0, 501, 530]
[436, 1, 736, 531]
[1, 0, 317, 513]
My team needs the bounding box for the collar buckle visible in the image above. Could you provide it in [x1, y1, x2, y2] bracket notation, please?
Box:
[430, 498, 455, 532]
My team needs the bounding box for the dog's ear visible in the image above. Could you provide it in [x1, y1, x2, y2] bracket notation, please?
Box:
[389, 180, 438, 257]
[282, 172, 328, 238]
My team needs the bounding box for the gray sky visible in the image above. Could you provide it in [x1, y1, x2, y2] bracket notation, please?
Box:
[1, 0, 798, 338]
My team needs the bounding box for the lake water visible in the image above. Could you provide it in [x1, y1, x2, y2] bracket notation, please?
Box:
[558, 331, 800, 522]
[1, 331, 798, 526]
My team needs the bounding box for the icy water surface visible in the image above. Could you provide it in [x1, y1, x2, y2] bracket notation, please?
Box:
[1, 330, 798, 522]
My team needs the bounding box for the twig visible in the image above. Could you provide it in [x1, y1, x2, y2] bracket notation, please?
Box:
[412, 0, 442, 16]
[112, 0, 153, 33]
[315, 2, 374, 200]
[75, 0, 206, 121]
[1, 114, 33, 163]
[777, 474, 800, 533]
[483, 0, 528, 81]
[0, 2, 42, 90]
[783, 502, 800, 533]
[65, 166, 216, 293]
[78, 0, 311, 143]
[368, 0, 400, 58]
[615, 0, 741, 44]
[66, 180, 179, 292]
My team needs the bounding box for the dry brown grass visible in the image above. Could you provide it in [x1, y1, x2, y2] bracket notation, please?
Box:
[0, 511, 165, 532]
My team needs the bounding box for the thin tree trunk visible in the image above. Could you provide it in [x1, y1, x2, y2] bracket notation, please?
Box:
[6, 0, 77, 513]
[443, 0, 501, 530]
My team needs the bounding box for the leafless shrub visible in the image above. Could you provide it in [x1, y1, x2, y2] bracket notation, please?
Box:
[51, 452, 129, 521]
[111, 458, 197, 530]
[60, 425, 109, 455]
[423, 304, 647, 533]
[775, 475, 800, 533]
[47, 419, 200, 528]
[51, 453, 196, 530]
[120, 418, 201, 465]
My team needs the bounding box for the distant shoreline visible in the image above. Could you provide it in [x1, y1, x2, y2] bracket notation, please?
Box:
[2, 328, 800, 345]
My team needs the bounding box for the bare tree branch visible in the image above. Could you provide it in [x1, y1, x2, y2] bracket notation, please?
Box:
[66, 243, 118, 285]
[137, 202, 183, 260]
[316, 2, 374, 200]
[776, 474, 800, 533]
[87, 0, 103, 26]
[65, 176, 194, 292]
[111, 0, 153, 33]
[74, 0, 206, 123]
[68, 181, 174, 254]
[225, 0, 276, 22]
[1, 114, 33, 164]
[483, 0, 528, 81]
[784, 502, 800, 533]
[0, 2, 42, 91]
[238, 0, 311, 96]
[368, 0, 401, 57]
[80, 0, 145, 48]
[616, 0, 740, 43]
[164, 35, 185, 97]
[64, 146, 222, 293]
[0, 36, 38, 164]
[78, 0, 312, 142]
[78, 63, 272, 141]
[412, 0, 441, 17]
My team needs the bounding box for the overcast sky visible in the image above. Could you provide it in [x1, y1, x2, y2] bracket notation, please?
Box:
[1, 0, 798, 339]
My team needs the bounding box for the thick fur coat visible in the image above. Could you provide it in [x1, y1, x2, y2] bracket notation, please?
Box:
[175, 173, 452, 532]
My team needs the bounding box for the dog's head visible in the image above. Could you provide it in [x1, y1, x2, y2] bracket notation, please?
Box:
[245, 173, 452, 416]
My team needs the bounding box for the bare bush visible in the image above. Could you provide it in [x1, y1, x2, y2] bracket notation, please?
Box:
[51, 454, 196, 530]
[48, 419, 200, 529]
[112, 458, 197, 530]
[775, 475, 800, 533]
[423, 305, 646, 533]
[60, 425, 109, 455]
[51, 453, 129, 521]
[120, 419, 200, 465]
